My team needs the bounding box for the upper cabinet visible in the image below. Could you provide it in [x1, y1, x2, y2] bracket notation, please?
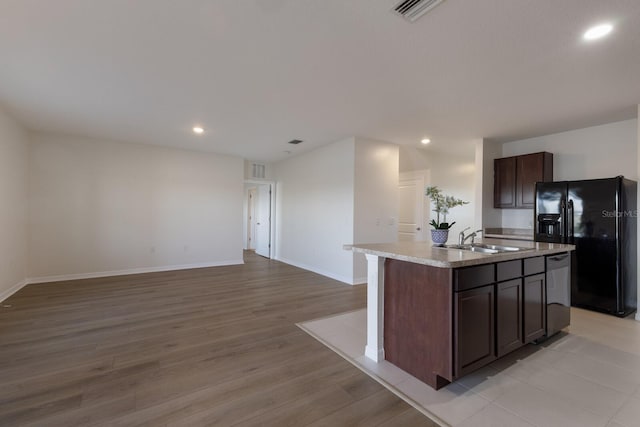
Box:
[494, 152, 553, 209]
[494, 156, 517, 208]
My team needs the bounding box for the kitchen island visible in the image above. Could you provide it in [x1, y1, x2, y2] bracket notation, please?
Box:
[349, 239, 575, 390]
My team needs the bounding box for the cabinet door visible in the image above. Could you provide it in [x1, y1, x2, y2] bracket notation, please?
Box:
[523, 273, 546, 343]
[494, 157, 516, 208]
[496, 279, 524, 357]
[516, 153, 543, 208]
[455, 285, 496, 377]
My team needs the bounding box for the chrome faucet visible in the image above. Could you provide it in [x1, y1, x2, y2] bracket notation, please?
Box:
[459, 228, 483, 245]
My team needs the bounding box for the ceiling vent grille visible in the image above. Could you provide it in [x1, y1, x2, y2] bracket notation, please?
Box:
[251, 163, 266, 179]
[393, 0, 446, 22]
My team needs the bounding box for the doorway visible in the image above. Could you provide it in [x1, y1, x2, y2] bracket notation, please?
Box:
[243, 181, 275, 259]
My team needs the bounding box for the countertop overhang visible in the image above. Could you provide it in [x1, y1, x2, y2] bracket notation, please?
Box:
[347, 238, 575, 268]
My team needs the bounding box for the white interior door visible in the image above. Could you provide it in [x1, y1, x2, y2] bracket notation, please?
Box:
[255, 184, 271, 258]
[398, 177, 425, 241]
[247, 188, 257, 250]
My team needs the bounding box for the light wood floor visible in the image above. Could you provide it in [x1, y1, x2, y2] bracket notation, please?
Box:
[0, 251, 436, 426]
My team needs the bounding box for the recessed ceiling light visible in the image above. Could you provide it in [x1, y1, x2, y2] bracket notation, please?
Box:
[421, 138, 431, 144]
[583, 23, 613, 41]
[192, 126, 204, 134]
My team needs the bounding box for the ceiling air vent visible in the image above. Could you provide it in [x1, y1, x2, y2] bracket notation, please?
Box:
[251, 163, 266, 179]
[393, 0, 446, 22]
[287, 139, 303, 145]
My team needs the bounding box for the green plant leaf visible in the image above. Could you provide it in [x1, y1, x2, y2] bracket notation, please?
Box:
[425, 186, 467, 229]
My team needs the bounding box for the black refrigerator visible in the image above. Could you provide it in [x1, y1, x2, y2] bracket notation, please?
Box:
[534, 176, 637, 317]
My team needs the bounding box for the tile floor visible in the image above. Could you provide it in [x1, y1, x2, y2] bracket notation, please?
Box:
[298, 308, 640, 427]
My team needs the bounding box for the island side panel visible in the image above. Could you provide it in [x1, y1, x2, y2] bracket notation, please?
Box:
[383, 258, 453, 389]
[364, 254, 385, 362]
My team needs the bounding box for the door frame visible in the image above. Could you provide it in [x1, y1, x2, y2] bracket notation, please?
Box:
[244, 180, 276, 259]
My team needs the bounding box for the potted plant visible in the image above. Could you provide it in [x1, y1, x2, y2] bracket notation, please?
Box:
[425, 186, 468, 245]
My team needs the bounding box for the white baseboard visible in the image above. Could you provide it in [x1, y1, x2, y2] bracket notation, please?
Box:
[0, 279, 28, 303]
[276, 257, 357, 285]
[27, 259, 245, 285]
[364, 345, 385, 363]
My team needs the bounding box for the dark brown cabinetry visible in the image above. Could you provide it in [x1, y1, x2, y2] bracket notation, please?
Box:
[384, 254, 558, 390]
[496, 279, 523, 357]
[494, 157, 517, 208]
[455, 285, 496, 376]
[495, 257, 545, 357]
[523, 273, 546, 342]
[384, 260, 454, 390]
[494, 152, 553, 209]
[453, 257, 547, 379]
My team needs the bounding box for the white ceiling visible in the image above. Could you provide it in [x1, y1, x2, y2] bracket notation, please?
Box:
[1, 0, 639, 162]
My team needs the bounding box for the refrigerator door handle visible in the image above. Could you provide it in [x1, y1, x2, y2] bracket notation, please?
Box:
[560, 198, 567, 243]
[568, 199, 574, 242]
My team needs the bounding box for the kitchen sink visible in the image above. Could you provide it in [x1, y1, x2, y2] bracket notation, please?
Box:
[442, 243, 531, 254]
[474, 243, 528, 252]
[466, 246, 499, 254]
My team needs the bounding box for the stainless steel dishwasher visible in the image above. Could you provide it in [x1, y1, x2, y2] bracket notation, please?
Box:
[546, 253, 571, 336]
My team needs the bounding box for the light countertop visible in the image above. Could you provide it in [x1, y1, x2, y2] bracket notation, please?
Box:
[348, 238, 574, 268]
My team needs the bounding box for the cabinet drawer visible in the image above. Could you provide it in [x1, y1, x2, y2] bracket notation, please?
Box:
[497, 260, 522, 282]
[454, 264, 495, 292]
[524, 256, 545, 276]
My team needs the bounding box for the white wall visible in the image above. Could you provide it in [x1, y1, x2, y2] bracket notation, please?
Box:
[353, 138, 399, 283]
[28, 134, 244, 281]
[475, 139, 503, 231]
[0, 109, 29, 301]
[274, 137, 356, 284]
[500, 119, 638, 229]
[503, 119, 638, 181]
[399, 145, 432, 173]
[400, 146, 476, 242]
